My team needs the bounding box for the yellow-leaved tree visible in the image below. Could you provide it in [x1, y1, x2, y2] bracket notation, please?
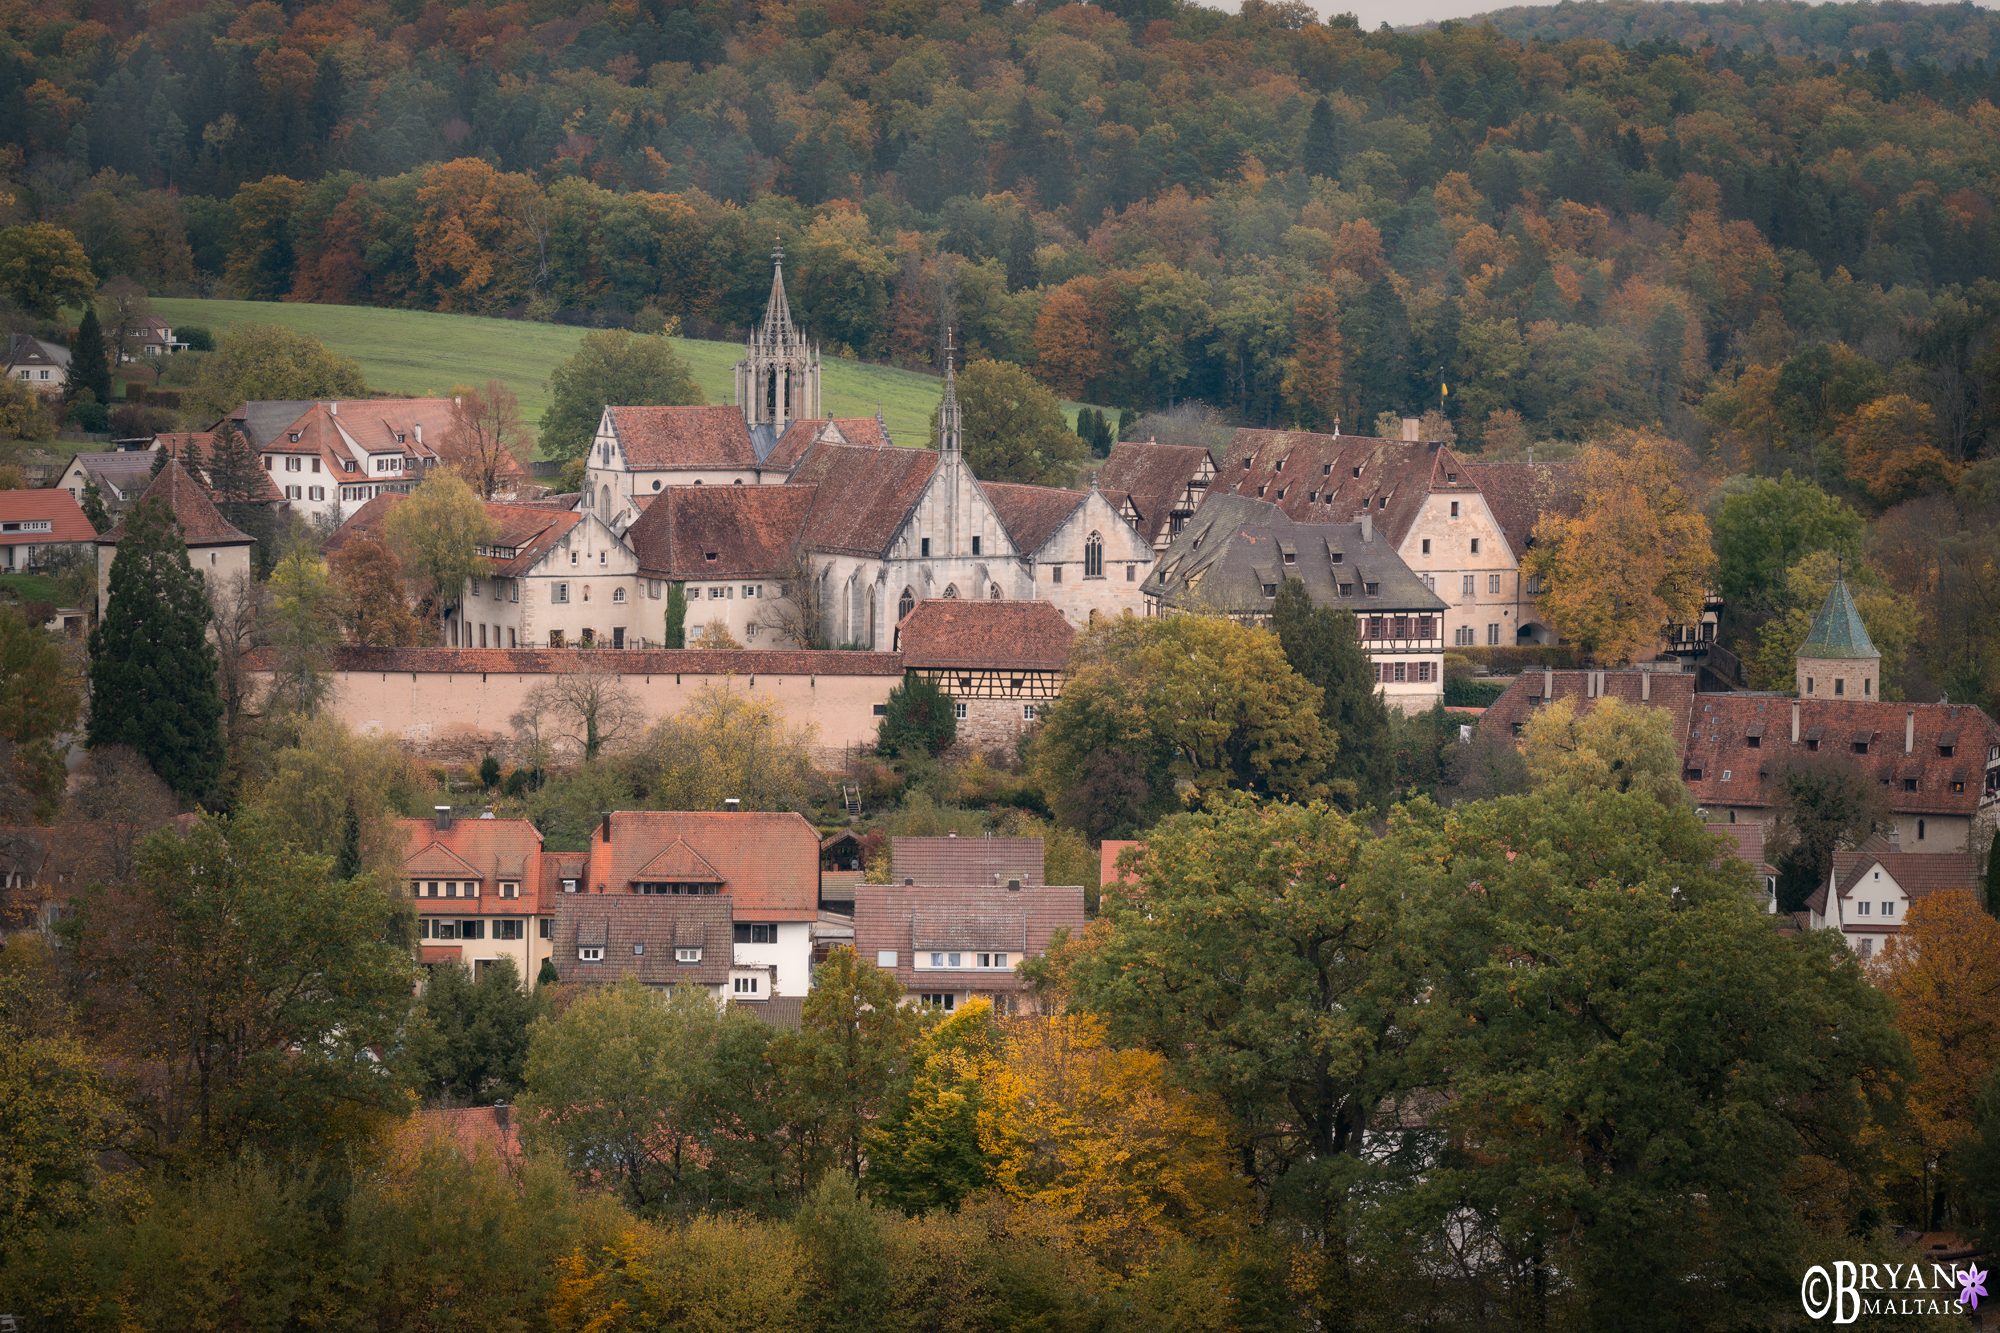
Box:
[978, 1012, 1249, 1278]
[1523, 433, 1715, 663]
[620, 682, 822, 813]
[1745, 550, 1919, 694]
[1520, 695, 1688, 806]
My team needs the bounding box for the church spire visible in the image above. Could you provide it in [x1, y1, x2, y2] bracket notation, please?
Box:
[762, 236, 794, 340]
[938, 328, 962, 455]
[734, 236, 820, 429]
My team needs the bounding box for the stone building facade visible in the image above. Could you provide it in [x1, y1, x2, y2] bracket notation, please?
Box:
[895, 599, 1073, 751]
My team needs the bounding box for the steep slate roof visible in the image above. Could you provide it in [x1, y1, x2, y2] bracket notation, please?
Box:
[981, 482, 1087, 556]
[852, 881, 1087, 993]
[0, 489, 98, 544]
[789, 441, 938, 558]
[98, 459, 254, 548]
[1145, 493, 1447, 615]
[1681, 697, 2000, 818]
[1097, 441, 1213, 545]
[896, 599, 1074, 671]
[219, 400, 318, 449]
[891, 836, 1045, 888]
[68, 450, 167, 503]
[551, 894, 734, 986]
[3, 333, 69, 374]
[1798, 573, 1879, 660]
[606, 406, 759, 470]
[256, 645, 907, 676]
[593, 811, 822, 921]
[1458, 461, 1581, 561]
[1213, 430, 1480, 549]
[624, 485, 816, 579]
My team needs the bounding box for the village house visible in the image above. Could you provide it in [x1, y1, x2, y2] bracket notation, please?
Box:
[95, 460, 255, 618]
[396, 808, 555, 988]
[623, 484, 820, 647]
[3, 333, 69, 394]
[1210, 424, 1579, 652]
[894, 599, 1072, 748]
[1143, 493, 1452, 712]
[892, 834, 1047, 888]
[0, 489, 95, 571]
[853, 871, 1086, 1014]
[1096, 440, 1217, 554]
[56, 437, 285, 523]
[1804, 832, 1981, 958]
[551, 810, 821, 1001]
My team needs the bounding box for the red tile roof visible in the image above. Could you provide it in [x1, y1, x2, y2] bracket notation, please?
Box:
[0, 488, 98, 544]
[852, 881, 1087, 994]
[392, 815, 546, 913]
[98, 459, 255, 548]
[789, 442, 938, 558]
[895, 599, 1074, 671]
[890, 836, 1045, 888]
[624, 485, 816, 579]
[267, 645, 907, 677]
[607, 406, 759, 470]
[1459, 461, 1581, 561]
[1808, 833, 1981, 916]
[479, 504, 582, 578]
[1704, 822, 1775, 878]
[1214, 430, 1477, 549]
[593, 811, 822, 920]
[1097, 441, 1213, 545]
[550, 893, 735, 986]
[766, 417, 896, 472]
[321, 492, 403, 554]
[981, 482, 1085, 555]
[397, 1106, 524, 1169]
[1100, 839, 1143, 887]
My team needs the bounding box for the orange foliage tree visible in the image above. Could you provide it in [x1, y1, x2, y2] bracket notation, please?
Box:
[1281, 286, 1344, 431]
[1837, 394, 1961, 508]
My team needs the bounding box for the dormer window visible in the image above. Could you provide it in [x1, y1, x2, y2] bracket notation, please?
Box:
[676, 947, 701, 963]
[396, 433, 407, 443]
[1283, 552, 1296, 564]
[1351, 466, 1361, 477]
[1276, 458, 1285, 470]
[1685, 768, 1703, 781]
[1446, 472, 1457, 482]
[289, 433, 300, 443]
[578, 946, 603, 962]
[1243, 458, 1252, 469]
[1364, 582, 1379, 596]
[1256, 486, 1267, 498]
[1262, 583, 1277, 597]
[1854, 741, 1868, 754]
[1330, 551, 1343, 564]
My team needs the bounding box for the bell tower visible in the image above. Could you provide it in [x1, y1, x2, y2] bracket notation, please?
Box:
[1796, 563, 1880, 700]
[733, 241, 822, 431]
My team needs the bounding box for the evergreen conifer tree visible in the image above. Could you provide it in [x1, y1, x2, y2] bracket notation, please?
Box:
[335, 798, 362, 880]
[537, 958, 560, 987]
[664, 582, 687, 648]
[1987, 827, 2000, 917]
[203, 421, 276, 567]
[1272, 579, 1392, 810]
[86, 495, 225, 802]
[1005, 213, 1038, 293]
[79, 480, 109, 533]
[1302, 96, 1342, 180]
[68, 306, 113, 407]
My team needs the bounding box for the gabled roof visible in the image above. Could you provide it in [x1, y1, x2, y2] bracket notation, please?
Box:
[632, 837, 725, 883]
[66, 450, 164, 502]
[1098, 441, 1214, 544]
[390, 815, 545, 904]
[3, 334, 69, 371]
[218, 400, 318, 450]
[0, 489, 97, 543]
[404, 841, 484, 880]
[596, 811, 822, 920]
[981, 482, 1087, 556]
[320, 493, 402, 554]
[1799, 573, 1879, 661]
[1214, 430, 1477, 549]
[479, 504, 584, 578]
[624, 485, 815, 579]
[551, 895, 735, 986]
[892, 836, 1045, 888]
[789, 441, 939, 559]
[606, 406, 759, 470]
[851, 881, 1088, 992]
[1145, 493, 1447, 616]
[896, 599, 1074, 671]
[763, 417, 895, 472]
[1830, 838, 1979, 901]
[98, 459, 254, 548]
[1457, 461, 1581, 561]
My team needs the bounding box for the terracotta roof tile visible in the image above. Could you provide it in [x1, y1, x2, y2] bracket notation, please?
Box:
[624, 485, 816, 579]
[0, 489, 98, 544]
[764, 417, 896, 473]
[268, 645, 906, 677]
[1215, 430, 1473, 549]
[1100, 839, 1143, 887]
[551, 894, 735, 985]
[98, 459, 255, 547]
[1457, 461, 1581, 561]
[1831, 841, 1979, 901]
[851, 882, 1087, 993]
[633, 838, 725, 882]
[1479, 669, 1701, 757]
[392, 815, 547, 912]
[608, 406, 759, 470]
[320, 493, 403, 555]
[890, 836, 1045, 887]
[895, 599, 1073, 671]
[789, 442, 938, 558]
[593, 811, 823, 920]
[981, 482, 1086, 556]
[1098, 441, 1214, 545]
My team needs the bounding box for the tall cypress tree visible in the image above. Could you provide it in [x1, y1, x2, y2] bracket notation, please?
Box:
[1302, 96, 1342, 181]
[1273, 579, 1392, 811]
[335, 798, 362, 881]
[86, 495, 225, 802]
[664, 582, 687, 648]
[68, 306, 113, 408]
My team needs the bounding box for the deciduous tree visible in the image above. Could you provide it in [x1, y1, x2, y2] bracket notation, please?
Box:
[182, 324, 367, 424]
[0, 602, 81, 823]
[0, 223, 94, 320]
[406, 957, 549, 1103]
[328, 535, 422, 646]
[382, 470, 494, 625]
[1272, 578, 1389, 809]
[263, 537, 341, 717]
[440, 379, 530, 500]
[782, 946, 920, 1181]
[1520, 694, 1687, 806]
[518, 647, 642, 763]
[539, 329, 703, 462]
[866, 999, 1001, 1217]
[942, 358, 1086, 487]
[1712, 470, 1865, 610]
[621, 682, 821, 814]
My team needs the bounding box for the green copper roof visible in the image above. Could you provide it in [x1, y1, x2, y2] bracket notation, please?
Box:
[1797, 573, 1879, 661]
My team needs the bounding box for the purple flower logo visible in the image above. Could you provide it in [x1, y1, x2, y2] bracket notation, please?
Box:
[1961, 1265, 1988, 1310]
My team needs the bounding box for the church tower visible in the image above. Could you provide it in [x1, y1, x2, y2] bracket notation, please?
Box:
[733, 243, 821, 432]
[1796, 565, 1879, 699]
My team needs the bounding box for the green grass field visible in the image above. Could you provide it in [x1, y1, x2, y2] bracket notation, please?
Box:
[151, 299, 1098, 457]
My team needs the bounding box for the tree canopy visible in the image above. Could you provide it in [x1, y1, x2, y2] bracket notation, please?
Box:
[539, 330, 703, 462]
[181, 324, 368, 424]
[938, 359, 1086, 487]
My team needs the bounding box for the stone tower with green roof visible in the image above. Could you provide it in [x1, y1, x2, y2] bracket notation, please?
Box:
[1795, 567, 1879, 699]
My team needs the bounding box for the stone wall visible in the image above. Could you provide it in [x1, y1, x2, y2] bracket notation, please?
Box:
[1796, 655, 1880, 701]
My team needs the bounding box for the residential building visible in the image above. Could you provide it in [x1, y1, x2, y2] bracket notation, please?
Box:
[397, 808, 555, 988]
[1210, 426, 1579, 651]
[1804, 832, 1980, 958]
[562, 810, 822, 999]
[550, 893, 738, 995]
[853, 877, 1087, 1013]
[3, 333, 69, 393]
[1706, 821, 1778, 906]
[623, 484, 820, 647]
[894, 599, 1072, 748]
[892, 834, 1047, 888]
[56, 439, 283, 521]
[0, 489, 96, 571]
[983, 480, 1153, 626]
[1097, 440, 1217, 554]
[95, 460, 255, 618]
[1143, 493, 1451, 711]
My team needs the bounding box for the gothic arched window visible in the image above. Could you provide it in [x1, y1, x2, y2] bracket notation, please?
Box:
[989, 583, 1002, 599]
[600, 485, 612, 514]
[1084, 531, 1104, 578]
[943, 584, 959, 599]
[898, 587, 915, 620]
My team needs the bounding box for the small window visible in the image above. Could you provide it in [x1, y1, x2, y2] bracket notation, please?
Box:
[954, 701, 968, 719]
[1023, 704, 1037, 721]
[1835, 679, 1845, 696]
[972, 535, 981, 555]
[1051, 566, 1062, 583]
[1469, 538, 1480, 555]
[1450, 501, 1459, 517]
[920, 993, 956, 1010]
[1421, 539, 1431, 555]
[553, 582, 569, 603]
[1903, 778, 1918, 792]
[873, 704, 888, 716]
[1721, 770, 1732, 782]
[562, 878, 579, 893]
[1856, 902, 1870, 916]
[1685, 768, 1703, 781]
[876, 950, 898, 968]
[1882, 901, 1895, 916]
[1918, 819, 1926, 840]
[676, 947, 701, 963]
[733, 976, 760, 994]
[578, 946, 603, 962]
[613, 587, 626, 603]
[921, 537, 931, 557]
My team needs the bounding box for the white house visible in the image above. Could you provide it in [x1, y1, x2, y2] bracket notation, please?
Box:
[1804, 833, 1980, 958]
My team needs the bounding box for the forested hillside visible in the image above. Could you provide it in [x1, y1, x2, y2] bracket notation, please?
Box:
[3, 0, 1999, 457]
[1468, 0, 1998, 68]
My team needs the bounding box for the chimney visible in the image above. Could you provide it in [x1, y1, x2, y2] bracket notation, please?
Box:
[947, 830, 957, 838]
[434, 805, 452, 831]
[413, 423, 423, 445]
[1545, 665, 1554, 699]
[723, 798, 741, 813]
[1905, 709, 1915, 754]
[330, 401, 338, 416]
[1792, 699, 1801, 743]
[600, 814, 612, 843]
[1888, 825, 1901, 849]
[1401, 418, 1420, 442]
[1007, 878, 1021, 892]
[1358, 512, 1372, 543]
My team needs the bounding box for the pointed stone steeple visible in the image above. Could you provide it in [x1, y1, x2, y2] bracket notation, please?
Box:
[937, 328, 963, 455]
[1796, 563, 1880, 699]
[734, 238, 821, 432]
